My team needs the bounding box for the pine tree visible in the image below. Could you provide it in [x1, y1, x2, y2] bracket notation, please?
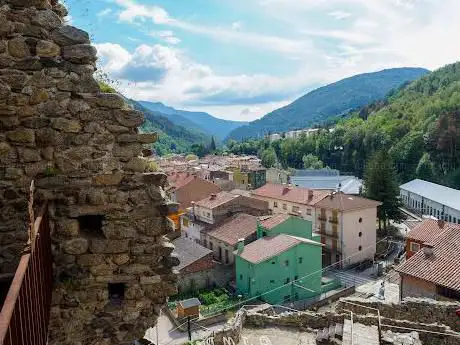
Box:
[364, 150, 405, 234]
[209, 136, 216, 152]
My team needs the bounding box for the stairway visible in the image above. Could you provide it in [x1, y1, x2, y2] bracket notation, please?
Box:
[316, 323, 344, 343]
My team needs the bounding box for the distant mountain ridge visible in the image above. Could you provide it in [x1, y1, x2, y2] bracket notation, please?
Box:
[124, 99, 210, 155]
[139, 101, 247, 141]
[226, 67, 430, 141]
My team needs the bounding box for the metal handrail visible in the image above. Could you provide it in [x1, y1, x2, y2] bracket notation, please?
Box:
[0, 203, 52, 345]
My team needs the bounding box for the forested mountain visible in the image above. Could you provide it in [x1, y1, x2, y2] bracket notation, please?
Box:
[125, 99, 211, 155]
[226, 68, 429, 141]
[228, 62, 460, 189]
[139, 101, 247, 141]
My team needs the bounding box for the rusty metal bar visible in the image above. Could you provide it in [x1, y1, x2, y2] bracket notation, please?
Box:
[0, 203, 52, 345]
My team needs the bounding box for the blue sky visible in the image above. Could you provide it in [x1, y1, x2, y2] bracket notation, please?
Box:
[66, 0, 460, 121]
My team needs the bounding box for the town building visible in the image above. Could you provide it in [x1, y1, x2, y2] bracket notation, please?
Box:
[202, 213, 259, 265]
[173, 237, 217, 293]
[257, 214, 316, 240]
[251, 183, 330, 226]
[266, 168, 290, 184]
[235, 233, 323, 304]
[252, 184, 381, 267]
[227, 166, 267, 189]
[399, 179, 460, 223]
[291, 175, 363, 195]
[396, 225, 460, 300]
[181, 191, 268, 243]
[313, 192, 381, 267]
[177, 298, 201, 318]
[404, 219, 460, 259]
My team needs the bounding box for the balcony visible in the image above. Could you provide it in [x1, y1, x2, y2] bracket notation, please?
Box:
[329, 217, 339, 224]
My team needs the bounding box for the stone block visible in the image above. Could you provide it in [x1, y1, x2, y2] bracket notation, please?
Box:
[113, 109, 144, 128]
[112, 253, 130, 266]
[24, 161, 50, 177]
[93, 172, 123, 186]
[77, 254, 105, 267]
[139, 275, 162, 285]
[112, 144, 142, 160]
[32, 9, 62, 30]
[36, 40, 60, 57]
[90, 239, 130, 254]
[51, 118, 81, 133]
[29, 88, 49, 105]
[62, 238, 89, 255]
[8, 37, 30, 58]
[0, 82, 11, 100]
[106, 125, 130, 133]
[56, 219, 80, 238]
[95, 93, 125, 109]
[102, 223, 137, 239]
[7, 128, 35, 143]
[51, 25, 90, 46]
[19, 148, 41, 162]
[62, 44, 97, 64]
[0, 69, 29, 91]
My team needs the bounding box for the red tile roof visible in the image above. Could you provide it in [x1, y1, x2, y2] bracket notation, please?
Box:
[238, 234, 322, 264]
[314, 192, 381, 211]
[406, 219, 460, 244]
[167, 172, 195, 189]
[195, 191, 239, 209]
[207, 213, 258, 246]
[252, 183, 329, 205]
[259, 214, 290, 230]
[396, 226, 460, 291]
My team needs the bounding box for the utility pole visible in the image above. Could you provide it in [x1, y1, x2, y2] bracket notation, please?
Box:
[187, 316, 192, 341]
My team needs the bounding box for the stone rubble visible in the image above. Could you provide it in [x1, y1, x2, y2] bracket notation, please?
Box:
[0, 0, 178, 344]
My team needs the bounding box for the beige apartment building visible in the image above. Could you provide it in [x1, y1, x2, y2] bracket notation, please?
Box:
[252, 184, 381, 267]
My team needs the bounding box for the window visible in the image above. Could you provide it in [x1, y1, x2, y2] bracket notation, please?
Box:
[185, 232, 188, 238]
[307, 209, 312, 215]
[284, 260, 289, 266]
[283, 295, 290, 302]
[207, 212, 211, 218]
[294, 293, 299, 300]
[210, 242, 213, 250]
[270, 279, 275, 284]
[294, 275, 298, 281]
[283, 204, 287, 210]
[240, 274, 243, 280]
[78, 215, 104, 236]
[292, 206, 299, 213]
[203, 239, 207, 247]
[274, 201, 278, 208]
[410, 242, 420, 252]
[358, 232, 362, 237]
[284, 277, 290, 284]
[271, 261, 275, 264]
[298, 257, 303, 264]
[358, 217, 362, 223]
[448, 215, 452, 222]
[108, 283, 125, 306]
[358, 246, 362, 251]
[225, 249, 229, 264]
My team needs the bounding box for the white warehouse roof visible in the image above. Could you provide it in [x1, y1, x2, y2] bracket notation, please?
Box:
[400, 179, 460, 211]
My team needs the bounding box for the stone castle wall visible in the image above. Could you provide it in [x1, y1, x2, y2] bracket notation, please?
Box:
[0, 0, 178, 344]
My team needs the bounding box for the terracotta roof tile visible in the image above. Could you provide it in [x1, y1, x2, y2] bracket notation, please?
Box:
[239, 234, 322, 264]
[252, 183, 329, 205]
[314, 192, 381, 211]
[407, 219, 460, 244]
[259, 214, 290, 230]
[207, 213, 258, 246]
[169, 175, 221, 209]
[167, 172, 195, 189]
[396, 226, 460, 291]
[195, 191, 239, 209]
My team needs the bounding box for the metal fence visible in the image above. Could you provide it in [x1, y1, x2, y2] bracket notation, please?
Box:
[0, 203, 53, 345]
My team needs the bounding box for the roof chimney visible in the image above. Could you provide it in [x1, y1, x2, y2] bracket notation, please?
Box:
[308, 189, 314, 201]
[437, 219, 445, 228]
[237, 238, 245, 254]
[423, 244, 434, 258]
[210, 193, 217, 200]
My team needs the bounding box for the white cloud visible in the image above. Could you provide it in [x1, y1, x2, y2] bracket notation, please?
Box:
[328, 10, 352, 20]
[97, 8, 112, 17]
[232, 21, 242, 30]
[114, 0, 312, 55]
[149, 30, 181, 45]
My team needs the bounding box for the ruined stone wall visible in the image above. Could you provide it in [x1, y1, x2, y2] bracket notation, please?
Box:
[0, 1, 178, 344]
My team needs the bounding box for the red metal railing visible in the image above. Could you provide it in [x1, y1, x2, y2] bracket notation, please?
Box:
[0, 203, 53, 345]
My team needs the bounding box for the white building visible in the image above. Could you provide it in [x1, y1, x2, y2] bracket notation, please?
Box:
[400, 179, 460, 224]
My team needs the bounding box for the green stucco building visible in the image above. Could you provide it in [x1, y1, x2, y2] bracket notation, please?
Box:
[235, 214, 324, 304]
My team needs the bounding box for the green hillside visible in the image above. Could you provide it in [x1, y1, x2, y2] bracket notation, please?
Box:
[228, 62, 460, 188]
[126, 99, 211, 155]
[226, 68, 429, 141]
